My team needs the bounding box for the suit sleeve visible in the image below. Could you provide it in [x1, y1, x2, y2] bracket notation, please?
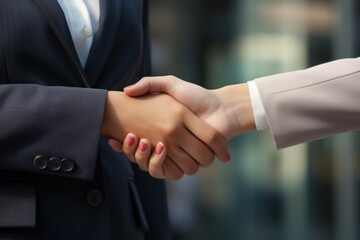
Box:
[255, 57, 360, 149]
[0, 84, 107, 181]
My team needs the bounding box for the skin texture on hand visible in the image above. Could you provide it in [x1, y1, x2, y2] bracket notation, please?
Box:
[212, 84, 257, 138]
[108, 76, 256, 179]
[124, 76, 256, 140]
[108, 133, 170, 178]
[102, 91, 229, 180]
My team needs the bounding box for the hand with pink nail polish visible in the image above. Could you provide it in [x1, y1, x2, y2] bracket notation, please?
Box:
[107, 75, 254, 178]
[108, 133, 169, 178]
[103, 92, 229, 180]
[118, 75, 255, 167]
[108, 76, 254, 176]
[124, 76, 256, 141]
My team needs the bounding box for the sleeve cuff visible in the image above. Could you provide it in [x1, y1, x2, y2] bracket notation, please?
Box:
[247, 80, 269, 130]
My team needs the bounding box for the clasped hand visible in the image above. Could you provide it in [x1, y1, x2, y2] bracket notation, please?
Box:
[102, 88, 231, 180]
[105, 76, 255, 180]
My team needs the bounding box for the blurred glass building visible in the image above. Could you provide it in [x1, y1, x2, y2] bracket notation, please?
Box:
[148, 0, 360, 240]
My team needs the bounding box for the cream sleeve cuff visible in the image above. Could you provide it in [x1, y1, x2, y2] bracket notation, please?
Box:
[247, 80, 269, 130]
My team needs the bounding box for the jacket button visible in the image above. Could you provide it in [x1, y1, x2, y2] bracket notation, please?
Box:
[60, 158, 75, 172]
[87, 189, 103, 207]
[48, 157, 61, 171]
[33, 155, 48, 170]
[82, 26, 93, 37]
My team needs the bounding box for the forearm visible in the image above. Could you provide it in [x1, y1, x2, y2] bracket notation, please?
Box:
[255, 57, 360, 148]
[102, 91, 126, 140]
[212, 83, 256, 139]
[0, 84, 107, 180]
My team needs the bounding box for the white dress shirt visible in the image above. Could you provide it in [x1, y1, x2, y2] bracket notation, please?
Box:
[57, 0, 100, 67]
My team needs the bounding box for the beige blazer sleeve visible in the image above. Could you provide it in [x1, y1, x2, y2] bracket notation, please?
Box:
[255, 57, 360, 149]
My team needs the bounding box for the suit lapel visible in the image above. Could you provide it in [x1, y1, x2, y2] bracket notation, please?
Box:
[32, 0, 90, 87]
[84, 0, 122, 86]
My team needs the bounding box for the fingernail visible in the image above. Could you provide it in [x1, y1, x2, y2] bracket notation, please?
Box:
[155, 142, 165, 155]
[125, 133, 135, 147]
[138, 139, 148, 152]
[225, 154, 231, 163]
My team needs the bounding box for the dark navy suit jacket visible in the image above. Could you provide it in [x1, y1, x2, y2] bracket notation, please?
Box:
[0, 0, 171, 239]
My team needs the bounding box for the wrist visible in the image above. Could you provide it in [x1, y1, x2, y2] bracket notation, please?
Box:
[102, 91, 127, 139]
[213, 83, 256, 138]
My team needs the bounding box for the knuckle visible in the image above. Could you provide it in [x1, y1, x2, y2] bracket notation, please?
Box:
[161, 124, 179, 138]
[186, 164, 200, 176]
[172, 103, 186, 116]
[134, 151, 143, 160]
[166, 124, 178, 135]
[135, 156, 146, 166]
[166, 75, 176, 79]
[207, 129, 221, 145]
[149, 161, 161, 174]
[136, 159, 148, 172]
[163, 76, 176, 90]
[123, 149, 136, 163]
[122, 147, 130, 155]
[149, 170, 160, 179]
[170, 170, 184, 181]
[201, 153, 215, 167]
[122, 146, 133, 155]
[149, 168, 165, 179]
[140, 76, 149, 82]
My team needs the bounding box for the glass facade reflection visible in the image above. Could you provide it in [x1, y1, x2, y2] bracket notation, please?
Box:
[149, 0, 360, 239]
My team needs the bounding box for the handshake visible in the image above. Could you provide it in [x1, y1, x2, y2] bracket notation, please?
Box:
[100, 58, 360, 180]
[101, 76, 256, 180]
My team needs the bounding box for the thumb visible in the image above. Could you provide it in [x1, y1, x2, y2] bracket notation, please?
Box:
[124, 76, 174, 96]
[108, 138, 123, 152]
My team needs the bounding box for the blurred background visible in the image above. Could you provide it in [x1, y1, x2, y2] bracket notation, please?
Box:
[148, 0, 360, 240]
